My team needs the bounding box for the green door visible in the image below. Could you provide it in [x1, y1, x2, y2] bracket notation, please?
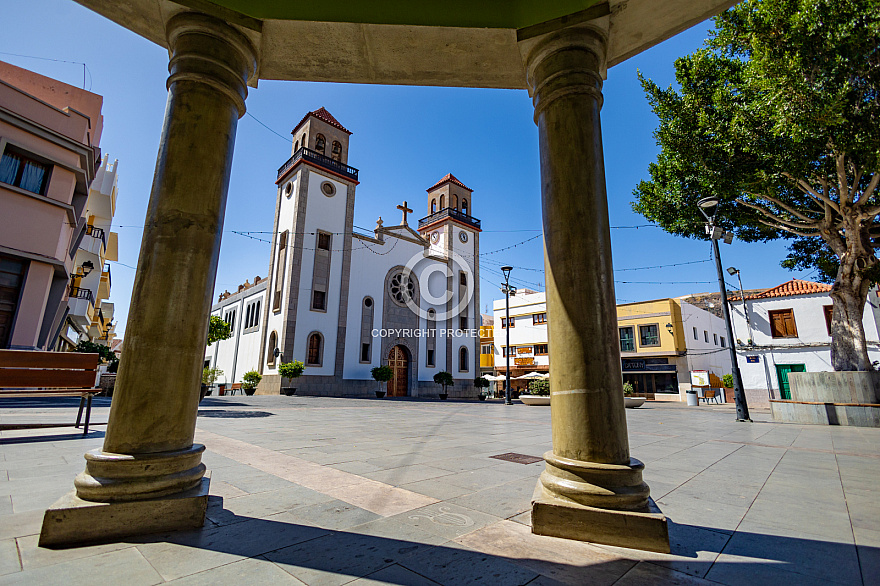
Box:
[776, 364, 806, 399]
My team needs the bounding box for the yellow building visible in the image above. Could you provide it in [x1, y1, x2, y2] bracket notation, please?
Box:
[479, 314, 494, 375]
[617, 297, 732, 399]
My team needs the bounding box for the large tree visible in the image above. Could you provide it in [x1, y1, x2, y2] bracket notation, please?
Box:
[633, 0, 880, 371]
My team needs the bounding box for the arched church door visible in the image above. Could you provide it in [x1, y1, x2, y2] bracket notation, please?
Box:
[388, 346, 409, 397]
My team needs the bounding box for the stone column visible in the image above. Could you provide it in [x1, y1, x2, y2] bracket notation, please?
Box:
[40, 12, 257, 547]
[521, 23, 669, 553]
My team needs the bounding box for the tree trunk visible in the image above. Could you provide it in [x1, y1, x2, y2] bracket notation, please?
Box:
[829, 255, 874, 371]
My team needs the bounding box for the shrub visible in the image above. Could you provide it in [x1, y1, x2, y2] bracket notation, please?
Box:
[202, 366, 223, 385]
[206, 315, 232, 346]
[722, 374, 734, 389]
[623, 381, 634, 396]
[474, 376, 490, 389]
[525, 379, 550, 396]
[433, 371, 454, 393]
[278, 360, 305, 380]
[371, 365, 393, 383]
[242, 370, 262, 391]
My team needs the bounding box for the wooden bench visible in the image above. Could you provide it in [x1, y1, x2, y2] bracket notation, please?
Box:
[699, 388, 720, 404]
[0, 350, 101, 434]
[229, 383, 242, 396]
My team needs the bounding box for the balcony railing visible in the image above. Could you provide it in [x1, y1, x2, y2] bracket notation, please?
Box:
[418, 207, 481, 230]
[103, 262, 112, 289]
[86, 224, 106, 247]
[69, 286, 94, 303]
[277, 147, 358, 182]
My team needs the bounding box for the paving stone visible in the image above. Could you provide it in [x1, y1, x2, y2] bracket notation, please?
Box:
[348, 563, 441, 585]
[0, 539, 20, 577]
[0, 547, 162, 586]
[165, 556, 306, 585]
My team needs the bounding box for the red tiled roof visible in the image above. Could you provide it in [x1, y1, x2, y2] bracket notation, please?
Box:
[291, 107, 351, 135]
[746, 279, 832, 300]
[427, 173, 471, 193]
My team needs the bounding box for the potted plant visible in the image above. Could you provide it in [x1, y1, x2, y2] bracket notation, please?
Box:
[474, 376, 490, 400]
[623, 381, 645, 408]
[433, 371, 453, 400]
[371, 365, 393, 398]
[521, 379, 551, 406]
[242, 370, 261, 396]
[201, 366, 223, 402]
[278, 360, 305, 396]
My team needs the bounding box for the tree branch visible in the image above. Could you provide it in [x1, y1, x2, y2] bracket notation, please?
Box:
[756, 218, 820, 237]
[738, 199, 822, 230]
[856, 172, 880, 208]
[837, 153, 850, 205]
[744, 192, 818, 222]
[784, 172, 840, 213]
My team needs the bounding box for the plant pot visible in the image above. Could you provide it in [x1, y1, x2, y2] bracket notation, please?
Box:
[478, 394, 487, 401]
[439, 393, 448, 400]
[218, 385, 226, 396]
[244, 388, 256, 396]
[624, 396, 646, 408]
[520, 395, 551, 406]
[199, 384, 209, 403]
[376, 390, 386, 398]
[282, 387, 297, 396]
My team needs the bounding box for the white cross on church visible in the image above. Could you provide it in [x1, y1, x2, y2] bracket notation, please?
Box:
[397, 201, 413, 225]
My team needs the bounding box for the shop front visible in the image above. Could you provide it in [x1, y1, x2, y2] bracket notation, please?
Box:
[621, 358, 678, 399]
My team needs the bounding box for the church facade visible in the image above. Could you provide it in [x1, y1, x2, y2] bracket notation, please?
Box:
[206, 108, 481, 398]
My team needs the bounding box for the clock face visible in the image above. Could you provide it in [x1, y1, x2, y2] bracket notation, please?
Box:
[430, 231, 440, 244]
[459, 231, 468, 243]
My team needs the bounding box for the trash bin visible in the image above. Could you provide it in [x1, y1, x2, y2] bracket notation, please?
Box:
[686, 390, 699, 406]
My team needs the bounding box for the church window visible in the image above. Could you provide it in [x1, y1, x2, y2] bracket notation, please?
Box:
[307, 332, 323, 366]
[426, 308, 436, 367]
[462, 199, 468, 215]
[459, 316, 468, 330]
[312, 290, 326, 311]
[459, 347, 469, 371]
[267, 331, 278, 366]
[244, 299, 261, 330]
[431, 199, 437, 214]
[315, 134, 326, 153]
[320, 181, 336, 197]
[389, 271, 415, 306]
[301, 134, 306, 148]
[459, 272, 467, 286]
[317, 232, 331, 250]
[285, 182, 293, 197]
[273, 230, 288, 312]
[439, 195, 445, 209]
[453, 195, 458, 210]
[294, 140, 299, 152]
[224, 309, 236, 335]
[331, 141, 342, 161]
[360, 297, 374, 363]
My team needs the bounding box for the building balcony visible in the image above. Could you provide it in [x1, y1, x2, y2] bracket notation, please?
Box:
[82, 224, 107, 258]
[68, 286, 95, 328]
[418, 207, 481, 230]
[277, 147, 358, 182]
[97, 269, 111, 301]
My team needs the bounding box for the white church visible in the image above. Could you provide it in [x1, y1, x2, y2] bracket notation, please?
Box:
[206, 108, 481, 398]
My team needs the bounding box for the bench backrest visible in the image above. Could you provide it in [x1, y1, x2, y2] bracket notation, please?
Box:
[231, 383, 242, 390]
[0, 350, 99, 389]
[703, 389, 717, 398]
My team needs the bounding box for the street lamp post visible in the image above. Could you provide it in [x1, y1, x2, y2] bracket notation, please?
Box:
[697, 196, 751, 422]
[501, 266, 515, 405]
[727, 267, 753, 345]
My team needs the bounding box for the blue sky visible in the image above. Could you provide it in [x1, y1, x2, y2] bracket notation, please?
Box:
[2, 1, 811, 336]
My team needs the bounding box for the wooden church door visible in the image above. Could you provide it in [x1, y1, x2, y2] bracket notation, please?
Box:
[388, 346, 409, 397]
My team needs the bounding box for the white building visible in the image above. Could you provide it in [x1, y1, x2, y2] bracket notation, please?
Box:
[493, 291, 733, 400]
[208, 108, 481, 398]
[730, 279, 880, 407]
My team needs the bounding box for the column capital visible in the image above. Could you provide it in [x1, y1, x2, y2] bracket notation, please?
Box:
[520, 22, 609, 120]
[165, 12, 258, 118]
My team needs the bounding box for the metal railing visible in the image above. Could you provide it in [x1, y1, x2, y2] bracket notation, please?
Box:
[69, 286, 94, 303]
[418, 207, 481, 230]
[277, 147, 359, 182]
[86, 224, 106, 247]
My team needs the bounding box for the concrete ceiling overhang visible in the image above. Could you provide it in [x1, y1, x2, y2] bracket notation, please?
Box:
[73, 0, 738, 88]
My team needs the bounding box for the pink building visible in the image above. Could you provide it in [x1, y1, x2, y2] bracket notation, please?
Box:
[0, 61, 103, 350]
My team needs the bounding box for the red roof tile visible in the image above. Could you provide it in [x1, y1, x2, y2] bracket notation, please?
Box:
[746, 279, 832, 299]
[427, 173, 472, 193]
[291, 107, 351, 136]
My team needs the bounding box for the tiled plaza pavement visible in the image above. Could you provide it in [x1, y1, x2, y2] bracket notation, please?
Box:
[1, 395, 878, 585]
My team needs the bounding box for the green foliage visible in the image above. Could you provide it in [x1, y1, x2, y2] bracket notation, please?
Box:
[75, 340, 119, 372]
[207, 315, 232, 346]
[525, 379, 550, 396]
[722, 374, 734, 388]
[202, 366, 223, 385]
[634, 0, 880, 261]
[474, 376, 490, 389]
[623, 381, 634, 396]
[242, 370, 262, 391]
[278, 360, 305, 380]
[371, 365, 394, 383]
[433, 371, 454, 391]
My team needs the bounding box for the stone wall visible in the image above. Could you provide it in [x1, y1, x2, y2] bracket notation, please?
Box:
[770, 371, 880, 427]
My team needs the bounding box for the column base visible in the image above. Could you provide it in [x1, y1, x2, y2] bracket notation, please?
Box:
[39, 475, 210, 548]
[531, 481, 670, 553]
